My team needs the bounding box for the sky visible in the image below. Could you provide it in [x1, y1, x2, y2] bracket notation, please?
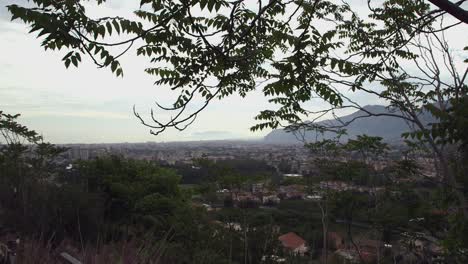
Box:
[0, 1, 466, 143]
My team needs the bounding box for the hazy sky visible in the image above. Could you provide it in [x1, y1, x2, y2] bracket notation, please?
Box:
[0, 1, 466, 143]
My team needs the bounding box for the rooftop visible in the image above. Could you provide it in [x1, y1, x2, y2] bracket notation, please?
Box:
[278, 232, 306, 250]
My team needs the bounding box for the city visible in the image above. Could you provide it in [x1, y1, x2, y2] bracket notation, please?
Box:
[1, 0, 467, 263]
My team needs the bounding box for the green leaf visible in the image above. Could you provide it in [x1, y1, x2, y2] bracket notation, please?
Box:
[62, 51, 74, 61]
[116, 68, 123, 77]
[199, 0, 208, 10]
[330, 59, 337, 70]
[207, 0, 215, 12]
[106, 21, 112, 35]
[71, 56, 78, 67]
[112, 20, 120, 34]
[98, 25, 106, 37]
[140, 0, 152, 6]
[111, 61, 118, 72]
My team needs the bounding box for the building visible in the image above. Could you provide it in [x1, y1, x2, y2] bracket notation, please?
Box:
[328, 232, 345, 250]
[335, 249, 359, 263]
[278, 232, 308, 256]
[252, 183, 265, 193]
[262, 194, 280, 205]
[283, 173, 303, 178]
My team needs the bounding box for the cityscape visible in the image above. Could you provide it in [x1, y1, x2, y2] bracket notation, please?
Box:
[1, 0, 467, 263]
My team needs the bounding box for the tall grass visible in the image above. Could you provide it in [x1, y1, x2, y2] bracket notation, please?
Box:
[2, 231, 172, 264]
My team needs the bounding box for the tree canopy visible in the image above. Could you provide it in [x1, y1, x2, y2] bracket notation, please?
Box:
[6, 0, 468, 239]
[7, 0, 467, 136]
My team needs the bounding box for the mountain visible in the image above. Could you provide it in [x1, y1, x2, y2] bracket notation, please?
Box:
[263, 105, 435, 144]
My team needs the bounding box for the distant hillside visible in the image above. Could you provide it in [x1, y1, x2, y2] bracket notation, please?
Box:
[263, 105, 435, 144]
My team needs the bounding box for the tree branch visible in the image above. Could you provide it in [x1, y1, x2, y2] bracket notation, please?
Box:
[426, 0, 468, 24]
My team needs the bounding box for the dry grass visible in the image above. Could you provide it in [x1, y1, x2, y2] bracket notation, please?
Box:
[1, 233, 170, 264]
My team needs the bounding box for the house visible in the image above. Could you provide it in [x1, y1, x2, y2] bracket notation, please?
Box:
[328, 232, 345, 250]
[251, 183, 265, 193]
[262, 194, 280, 205]
[202, 203, 213, 211]
[235, 193, 261, 208]
[235, 192, 260, 202]
[283, 173, 303, 178]
[356, 239, 383, 263]
[217, 189, 230, 193]
[335, 249, 360, 263]
[261, 255, 286, 263]
[211, 221, 243, 232]
[285, 191, 305, 200]
[279, 184, 305, 193]
[306, 194, 323, 200]
[411, 236, 444, 260]
[279, 185, 306, 200]
[278, 232, 308, 256]
[225, 222, 242, 231]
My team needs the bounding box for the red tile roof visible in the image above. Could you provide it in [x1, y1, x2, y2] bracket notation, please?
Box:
[278, 232, 306, 249]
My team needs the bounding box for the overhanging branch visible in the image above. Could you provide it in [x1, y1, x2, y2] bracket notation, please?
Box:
[426, 0, 468, 23]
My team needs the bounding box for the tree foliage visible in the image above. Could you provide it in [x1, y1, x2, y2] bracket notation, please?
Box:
[4, 0, 468, 260]
[7, 0, 465, 135]
[75, 156, 185, 228]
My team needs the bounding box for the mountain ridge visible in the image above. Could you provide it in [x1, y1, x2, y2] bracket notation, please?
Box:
[263, 105, 435, 144]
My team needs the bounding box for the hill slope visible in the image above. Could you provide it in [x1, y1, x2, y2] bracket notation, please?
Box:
[263, 105, 435, 143]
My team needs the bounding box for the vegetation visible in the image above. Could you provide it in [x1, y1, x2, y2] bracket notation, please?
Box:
[0, 113, 232, 263]
[6, 0, 466, 133]
[0, 112, 299, 263]
[3, 0, 468, 263]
